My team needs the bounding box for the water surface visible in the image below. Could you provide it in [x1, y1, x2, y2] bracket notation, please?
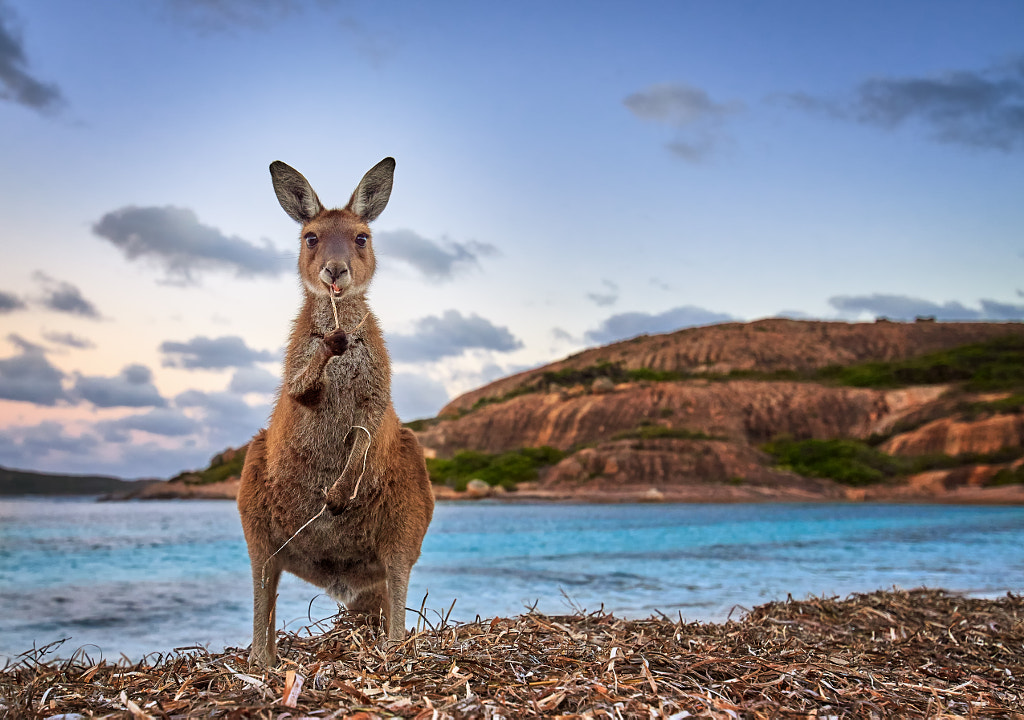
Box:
[2, 498, 1022, 661]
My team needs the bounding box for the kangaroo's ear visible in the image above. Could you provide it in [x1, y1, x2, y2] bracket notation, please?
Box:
[269, 161, 324, 224]
[345, 157, 395, 223]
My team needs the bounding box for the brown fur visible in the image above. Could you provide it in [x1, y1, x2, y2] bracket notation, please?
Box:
[237, 158, 434, 666]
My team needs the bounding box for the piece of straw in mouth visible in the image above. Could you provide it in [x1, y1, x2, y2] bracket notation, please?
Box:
[329, 292, 370, 335]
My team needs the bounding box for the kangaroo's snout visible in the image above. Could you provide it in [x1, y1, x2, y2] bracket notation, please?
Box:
[320, 261, 351, 292]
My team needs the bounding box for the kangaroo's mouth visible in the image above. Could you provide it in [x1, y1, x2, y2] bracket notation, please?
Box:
[329, 282, 344, 297]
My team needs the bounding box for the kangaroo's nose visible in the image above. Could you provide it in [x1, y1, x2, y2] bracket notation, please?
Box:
[324, 263, 349, 282]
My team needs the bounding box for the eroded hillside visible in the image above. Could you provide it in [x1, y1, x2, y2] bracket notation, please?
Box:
[416, 320, 1024, 503]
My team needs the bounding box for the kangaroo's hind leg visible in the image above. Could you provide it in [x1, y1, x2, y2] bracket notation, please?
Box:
[248, 555, 281, 665]
[386, 557, 414, 643]
[237, 430, 280, 665]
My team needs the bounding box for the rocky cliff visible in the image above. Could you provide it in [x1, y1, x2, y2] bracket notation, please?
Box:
[441, 318, 1023, 415]
[418, 319, 1024, 503]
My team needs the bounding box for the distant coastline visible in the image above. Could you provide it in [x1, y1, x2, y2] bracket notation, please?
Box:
[5, 466, 1024, 504]
[0, 465, 156, 497]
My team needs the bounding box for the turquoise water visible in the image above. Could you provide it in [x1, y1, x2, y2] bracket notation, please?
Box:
[1, 498, 1022, 661]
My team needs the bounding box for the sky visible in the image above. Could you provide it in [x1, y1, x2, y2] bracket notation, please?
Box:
[1, 0, 1022, 479]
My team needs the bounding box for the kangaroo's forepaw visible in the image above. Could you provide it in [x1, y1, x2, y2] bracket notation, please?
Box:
[323, 328, 349, 356]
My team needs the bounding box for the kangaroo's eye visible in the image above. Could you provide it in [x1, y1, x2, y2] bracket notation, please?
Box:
[355, 233, 368, 248]
[304, 232, 318, 248]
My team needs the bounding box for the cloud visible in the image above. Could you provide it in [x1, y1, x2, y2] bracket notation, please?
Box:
[0, 418, 210, 478]
[228, 366, 279, 394]
[585, 305, 735, 344]
[0, 422, 98, 467]
[0, 290, 25, 313]
[72, 364, 167, 408]
[0, 334, 68, 405]
[33, 272, 101, 318]
[175, 389, 269, 445]
[624, 82, 743, 162]
[0, 3, 64, 113]
[165, 0, 304, 32]
[391, 372, 450, 421]
[97, 408, 199, 442]
[161, 335, 276, 369]
[375, 229, 498, 281]
[43, 331, 95, 349]
[388, 310, 523, 362]
[587, 279, 619, 307]
[829, 293, 1024, 321]
[785, 58, 1024, 152]
[92, 206, 285, 284]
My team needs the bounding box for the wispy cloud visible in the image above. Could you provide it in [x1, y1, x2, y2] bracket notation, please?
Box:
[175, 388, 270, 445]
[388, 310, 523, 362]
[829, 293, 1024, 320]
[0, 3, 64, 113]
[0, 422, 98, 468]
[375, 229, 498, 282]
[391, 371, 449, 420]
[164, 0, 305, 32]
[784, 58, 1024, 152]
[587, 279, 619, 307]
[43, 331, 95, 349]
[0, 289, 26, 313]
[624, 82, 743, 162]
[34, 272, 101, 319]
[585, 305, 735, 344]
[161, 335, 277, 369]
[97, 407, 199, 442]
[0, 334, 68, 406]
[228, 366, 279, 394]
[72, 364, 167, 408]
[93, 206, 286, 284]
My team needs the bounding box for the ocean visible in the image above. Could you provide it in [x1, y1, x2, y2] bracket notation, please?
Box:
[2, 497, 1023, 662]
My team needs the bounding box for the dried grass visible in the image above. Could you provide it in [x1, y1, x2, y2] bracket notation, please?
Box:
[2, 588, 1022, 718]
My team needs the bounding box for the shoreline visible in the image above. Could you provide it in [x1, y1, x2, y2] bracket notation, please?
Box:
[88, 475, 1024, 505]
[3, 588, 1020, 717]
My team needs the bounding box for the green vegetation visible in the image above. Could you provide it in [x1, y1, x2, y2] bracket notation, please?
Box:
[612, 426, 717, 442]
[965, 394, 1024, 417]
[456, 335, 1024, 418]
[541, 362, 630, 387]
[404, 417, 440, 432]
[762, 438, 905, 486]
[626, 367, 685, 382]
[990, 465, 1024, 486]
[814, 336, 1024, 391]
[763, 437, 1024, 486]
[426, 446, 565, 491]
[172, 448, 247, 486]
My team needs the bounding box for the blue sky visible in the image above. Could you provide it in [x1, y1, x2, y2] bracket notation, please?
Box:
[1, 0, 1022, 478]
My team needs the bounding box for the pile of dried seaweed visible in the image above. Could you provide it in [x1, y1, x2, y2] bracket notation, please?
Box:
[2, 588, 1021, 718]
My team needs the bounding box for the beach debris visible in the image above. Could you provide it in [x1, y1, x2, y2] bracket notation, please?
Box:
[282, 669, 304, 707]
[2, 587, 1021, 717]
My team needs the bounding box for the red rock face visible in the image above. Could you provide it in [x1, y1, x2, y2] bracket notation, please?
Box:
[441, 319, 1024, 415]
[881, 415, 1024, 456]
[415, 320, 1024, 502]
[417, 381, 947, 458]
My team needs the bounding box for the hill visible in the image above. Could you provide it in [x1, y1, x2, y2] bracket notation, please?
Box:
[0, 465, 151, 496]
[415, 318, 1024, 503]
[112, 318, 1024, 503]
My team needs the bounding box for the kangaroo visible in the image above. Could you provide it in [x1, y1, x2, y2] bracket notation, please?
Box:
[237, 157, 434, 666]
